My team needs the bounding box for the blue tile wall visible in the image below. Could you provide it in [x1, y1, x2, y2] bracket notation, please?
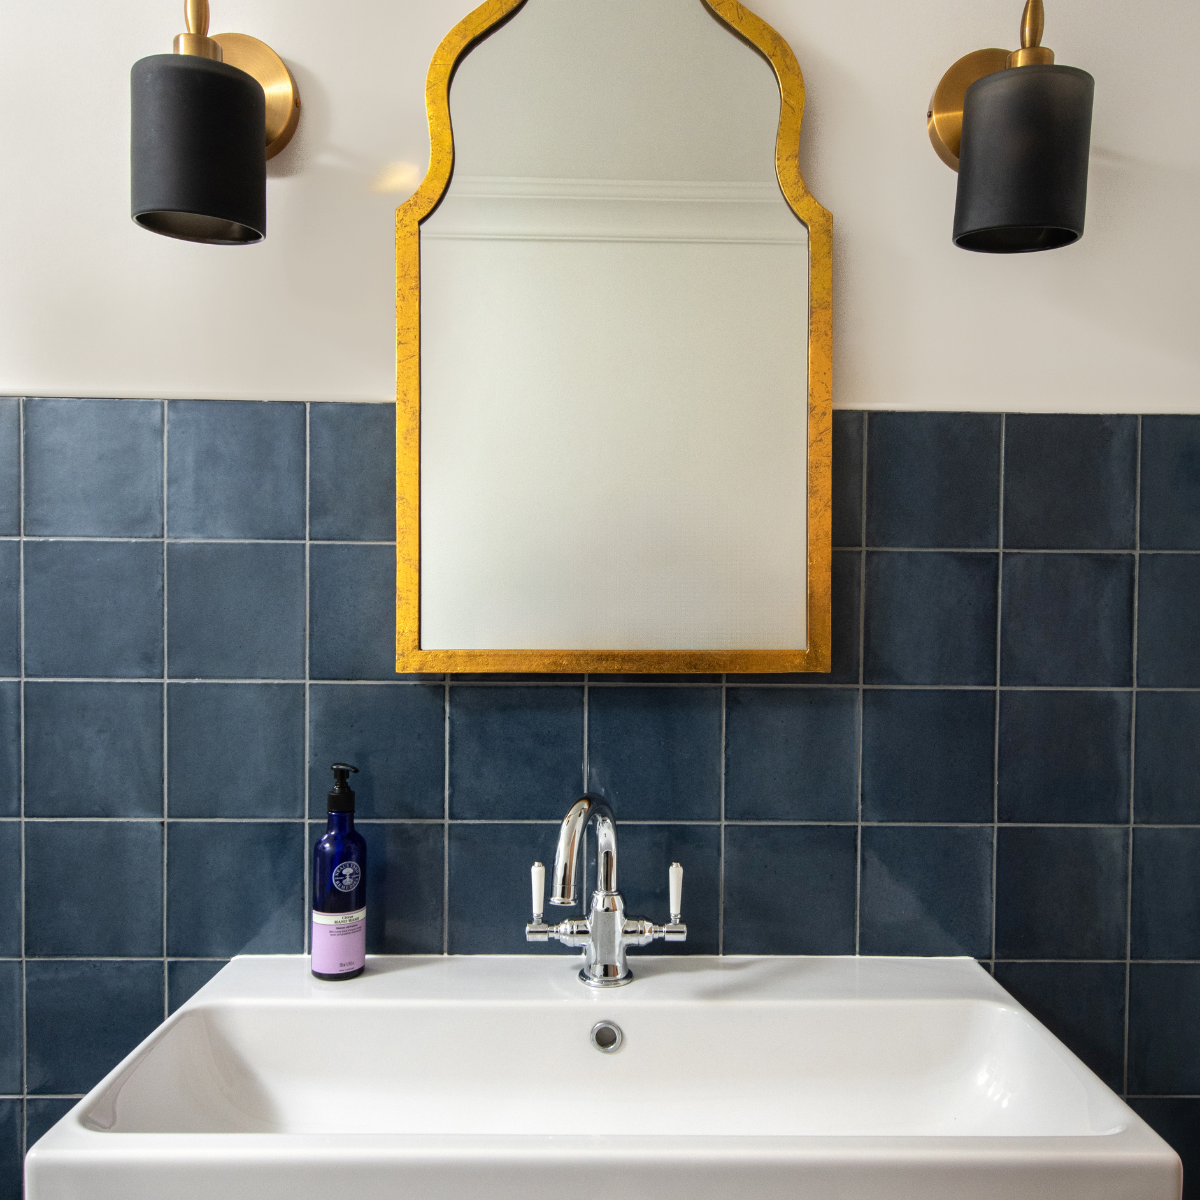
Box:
[1003, 414, 1138, 550]
[24, 683, 162, 817]
[4, 401, 1200, 1191]
[867, 411, 1001, 548]
[166, 400, 305, 540]
[23, 398, 162, 538]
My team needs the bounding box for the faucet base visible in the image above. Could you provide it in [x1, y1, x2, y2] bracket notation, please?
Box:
[579, 966, 634, 988]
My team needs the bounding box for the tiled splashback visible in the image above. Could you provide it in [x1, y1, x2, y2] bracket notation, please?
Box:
[1, 399, 1199, 1197]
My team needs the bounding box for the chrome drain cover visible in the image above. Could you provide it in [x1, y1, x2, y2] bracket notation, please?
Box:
[591, 1020, 623, 1053]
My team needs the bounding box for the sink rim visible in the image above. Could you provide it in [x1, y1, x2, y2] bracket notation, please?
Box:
[25, 955, 1180, 1172]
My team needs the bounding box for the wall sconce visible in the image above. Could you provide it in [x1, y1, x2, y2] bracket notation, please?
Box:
[130, 0, 300, 245]
[928, 0, 1094, 253]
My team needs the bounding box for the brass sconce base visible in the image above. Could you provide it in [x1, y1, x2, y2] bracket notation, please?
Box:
[173, 2, 300, 160]
[927, 48, 1012, 170]
[211, 33, 300, 159]
[928, 0, 1061, 172]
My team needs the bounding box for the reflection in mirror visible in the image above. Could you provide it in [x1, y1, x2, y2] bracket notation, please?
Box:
[419, 0, 810, 652]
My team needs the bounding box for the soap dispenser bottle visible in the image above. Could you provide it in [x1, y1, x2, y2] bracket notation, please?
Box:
[311, 763, 367, 980]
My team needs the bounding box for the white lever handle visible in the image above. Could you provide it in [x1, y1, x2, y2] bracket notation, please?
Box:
[531, 862, 545, 920]
[669, 862, 683, 921]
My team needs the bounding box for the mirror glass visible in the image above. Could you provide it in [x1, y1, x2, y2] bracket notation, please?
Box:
[418, 0, 811, 653]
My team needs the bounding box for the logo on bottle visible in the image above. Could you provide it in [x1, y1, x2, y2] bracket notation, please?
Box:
[332, 861, 362, 892]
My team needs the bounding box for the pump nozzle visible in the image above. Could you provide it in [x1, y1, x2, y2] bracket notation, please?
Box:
[328, 763, 359, 812]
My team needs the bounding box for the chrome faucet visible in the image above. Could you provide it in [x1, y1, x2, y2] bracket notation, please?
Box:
[525, 794, 686, 987]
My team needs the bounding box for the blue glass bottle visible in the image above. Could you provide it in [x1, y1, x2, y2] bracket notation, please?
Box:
[311, 763, 367, 980]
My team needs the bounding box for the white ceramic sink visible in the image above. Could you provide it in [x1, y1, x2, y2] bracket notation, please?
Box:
[26, 955, 1181, 1199]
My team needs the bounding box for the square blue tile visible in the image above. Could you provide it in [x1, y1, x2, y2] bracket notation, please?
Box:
[26, 1099, 79, 1152]
[1129, 964, 1200, 1094]
[864, 552, 998, 685]
[1127, 1100, 1195, 1198]
[605, 824, 720, 955]
[25, 683, 162, 817]
[725, 688, 858, 821]
[832, 410, 863, 547]
[1003, 415, 1137, 549]
[309, 684, 444, 819]
[449, 686, 583, 820]
[1135, 692, 1200, 823]
[1138, 555, 1200, 688]
[1000, 553, 1133, 686]
[167, 400, 304, 539]
[357, 823, 444, 953]
[0, 684, 17, 818]
[1140, 416, 1200, 550]
[0, 962, 21, 1094]
[25, 398, 163, 537]
[0, 1100, 18, 1200]
[26, 822, 163, 957]
[447, 823, 582, 954]
[0, 398, 18, 537]
[728, 550, 862, 686]
[587, 687, 721, 821]
[867, 413, 1001, 549]
[26, 960, 163, 1094]
[860, 826, 992, 957]
[993, 962, 1125, 1091]
[167, 960, 227, 1013]
[862, 689, 994, 822]
[1132, 828, 1200, 959]
[167, 542, 304, 679]
[24, 541, 163, 678]
[167, 821, 304, 956]
[723, 825, 856, 954]
[0, 543, 18, 679]
[310, 404, 395, 542]
[998, 690, 1130, 823]
[995, 826, 1127, 959]
[0, 827, 16, 958]
[308, 544, 396, 680]
[169, 683, 302, 817]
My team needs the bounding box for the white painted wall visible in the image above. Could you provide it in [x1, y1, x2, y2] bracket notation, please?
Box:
[0, 0, 1196, 410]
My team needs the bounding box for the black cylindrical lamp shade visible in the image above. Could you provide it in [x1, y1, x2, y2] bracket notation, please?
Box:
[954, 64, 1094, 253]
[131, 54, 266, 245]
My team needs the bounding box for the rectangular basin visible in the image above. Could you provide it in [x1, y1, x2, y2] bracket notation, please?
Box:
[26, 954, 1181, 1200]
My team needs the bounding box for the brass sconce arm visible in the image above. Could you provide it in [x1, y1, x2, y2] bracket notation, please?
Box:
[171, 0, 300, 159]
[927, 0, 1053, 170]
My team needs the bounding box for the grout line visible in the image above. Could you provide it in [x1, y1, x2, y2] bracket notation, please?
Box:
[718, 675, 726, 955]
[442, 678, 450, 954]
[303, 402, 312, 958]
[1124, 415, 1142, 1098]
[582, 673, 589, 794]
[18, 397, 26, 1159]
[9, 676, 1200, 693]
[580, 676, 589, 909]
[830, 545, 1150, 555]
[854, 412, 867, 955]
[991, 415, 1006, 969]
[15, 536, 396, 546]
[9, 815, 1186, 828]
[161, 399, 169, 1019]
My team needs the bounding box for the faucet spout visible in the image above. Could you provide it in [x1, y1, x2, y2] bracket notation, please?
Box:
[527, 793, 686, 987]
[550, 794, 616, 905]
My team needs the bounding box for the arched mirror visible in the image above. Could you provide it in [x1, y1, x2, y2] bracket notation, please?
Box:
[396, 0, 831, 673]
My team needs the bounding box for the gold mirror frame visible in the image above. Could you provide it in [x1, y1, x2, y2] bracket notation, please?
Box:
[395, 0, 832, 674]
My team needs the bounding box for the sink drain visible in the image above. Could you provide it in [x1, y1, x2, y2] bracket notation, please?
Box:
[591, 1020, 623, 1053]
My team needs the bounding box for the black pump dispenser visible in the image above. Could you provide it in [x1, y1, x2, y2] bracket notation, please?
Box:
[327, 763, 358, 813]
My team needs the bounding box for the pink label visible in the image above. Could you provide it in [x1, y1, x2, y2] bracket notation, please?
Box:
[311, 908, 366, 975]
